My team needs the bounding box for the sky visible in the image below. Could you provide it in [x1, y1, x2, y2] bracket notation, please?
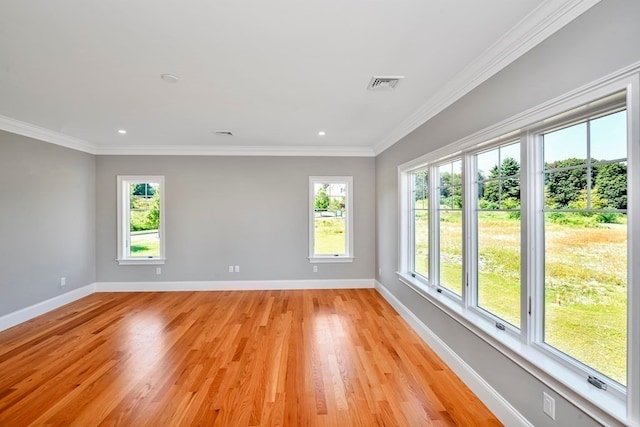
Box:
[475, 110, 627, 177]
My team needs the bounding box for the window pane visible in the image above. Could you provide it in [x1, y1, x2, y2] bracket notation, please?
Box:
[544, 213, 627, 385]
[129, 183, 160, 257]
[478, 211, 520, 327]
[543, 122, 587, 166]
[439, 210, 462, 296]
[543, 109, 627, 385]
[544, 169, 589, 209]
[314, 183, 347, 255]
[413, 170, 429, 278]
[593, 162, 627, 210]
[314, 216, 346, 255]
[414, 210, 429, 278]
[477, 149, 499, 180]
[591, 111, 627, 162]
[500, 142, 520, 173]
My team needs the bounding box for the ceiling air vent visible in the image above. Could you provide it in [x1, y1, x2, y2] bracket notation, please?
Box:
[367, 76, 404, 91]
[213, 131, 233, 136]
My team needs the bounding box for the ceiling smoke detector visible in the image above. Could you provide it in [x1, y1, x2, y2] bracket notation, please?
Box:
[367, 76, 404, 90]
[213, 131, 233, 136]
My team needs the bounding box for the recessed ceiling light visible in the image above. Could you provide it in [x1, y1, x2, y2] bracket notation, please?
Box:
[160, 74, 179, 83]
[318, 131, 326, 136]
[118, 129, 127, 134]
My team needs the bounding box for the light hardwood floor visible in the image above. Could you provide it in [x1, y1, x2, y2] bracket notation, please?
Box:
[0, 290, 501, 426]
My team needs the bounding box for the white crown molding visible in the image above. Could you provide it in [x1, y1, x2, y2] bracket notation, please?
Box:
[0, 113, 375, 156]
[374, 281, 533, 427]
[373, 0, 602, 156]
[95, 144, 376, 157]
[0, 114, 98, 154]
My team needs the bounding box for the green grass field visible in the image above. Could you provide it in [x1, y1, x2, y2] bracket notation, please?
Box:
[414, 210, 627, 385]
[314, 216, 347, 255]
[130, 231, 160, 257]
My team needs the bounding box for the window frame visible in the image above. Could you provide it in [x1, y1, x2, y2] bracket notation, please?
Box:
[396, 66, 640, 426]
[409, 168, 430, 284]
[116, 175, 166, 265]
[308, 176, 354, 263]
[468, 139, 523, 334]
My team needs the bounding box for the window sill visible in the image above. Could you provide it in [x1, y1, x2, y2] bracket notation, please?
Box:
[308, 256, 354, 264]
[395, 271, 628, 426]
[117, 258, 166, 266]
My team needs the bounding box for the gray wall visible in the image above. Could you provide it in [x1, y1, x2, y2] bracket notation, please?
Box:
[0, 131, 96, 316]
[375, 0, 640, 426]
[96, 155, 375, 282]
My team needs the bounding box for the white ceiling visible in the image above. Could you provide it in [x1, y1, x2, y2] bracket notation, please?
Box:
[0, 0, 598, 156]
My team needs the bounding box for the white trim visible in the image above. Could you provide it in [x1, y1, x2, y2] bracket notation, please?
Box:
[0, 114, 375, 157]
[374, 280, 533, 427]
[96, 279, 374, 292]
[0, 283, 96, 332]
[115, 258, 166, 265]
[308, 256, 354, 264]
[0, 114, 97, 154]
[398, 61, 640, 172]
[625, 71, 640, 425]
[373, 0, 601, 155]
[95, 144, 376, 157]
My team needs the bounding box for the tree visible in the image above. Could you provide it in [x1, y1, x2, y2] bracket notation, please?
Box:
[314, 187, 330, 211]
[146, 190, 160, 229]
[595, 163, 627, 209]
[329, 196, 345, 212]
[544, 158, 595, 208]
[414, 171, 428, 201]
[483, 157, 520, 206]
[132, 183, 155, 197]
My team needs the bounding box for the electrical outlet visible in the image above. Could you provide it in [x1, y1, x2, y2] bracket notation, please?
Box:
[543, 392, 555, 420]
[60, 277, 66, 287]
[228, 265, 234, 273]
[156, 267, 161, 275]
[313, 265, 318, 273]
[234, 265, 240, 273]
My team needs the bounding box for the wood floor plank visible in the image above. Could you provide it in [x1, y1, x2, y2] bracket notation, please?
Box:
[0, 289, 501, 426]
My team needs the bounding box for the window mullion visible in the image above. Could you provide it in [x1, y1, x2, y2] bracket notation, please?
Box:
[124, 182, 131, 257]
[626, 79, 640, 424]
[408, 173, 416, 275]
[429, 164, 439, 289]
[463, 152, 476, 309]
[521, 131, 543, 345]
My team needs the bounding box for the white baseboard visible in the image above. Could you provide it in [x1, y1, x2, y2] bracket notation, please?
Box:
[0, 280, 374, 332]
[96, 278, 374, 292]
[374, 280, 532, 427]
[0, 283, 96, 332]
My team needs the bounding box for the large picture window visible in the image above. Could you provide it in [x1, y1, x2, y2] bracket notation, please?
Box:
[412, 170, 429, 279]
[397, 72, 638, 425]
[474, 142, 521, 328]
[542, 110, 627, 386]
[437, 159, 463, 296]
[309, 176, 353, 263]
[117, 176, 165, 265]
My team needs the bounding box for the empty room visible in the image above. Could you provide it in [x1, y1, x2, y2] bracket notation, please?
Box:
[1, 0, 639, 425]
